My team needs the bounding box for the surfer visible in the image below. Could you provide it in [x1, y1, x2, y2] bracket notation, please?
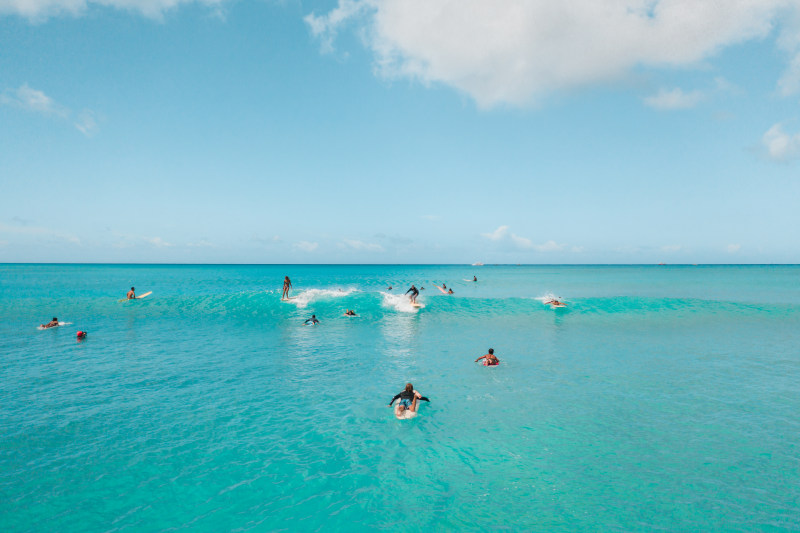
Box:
[127, 287, 135, 299]
[41, 317, 59, 329]
[545, 298, 566, 307]
[405, 284, 419, 303]
[282, 276, 292, 300]
[473, 276, 477, 282]
[388, 383, 429, 418]
[344, 309, 357, 317]
[475, 348, 499, 366]
[303, 314, 319, 325]
[447, 288, 454, 294]
[387, 285, 392, 291]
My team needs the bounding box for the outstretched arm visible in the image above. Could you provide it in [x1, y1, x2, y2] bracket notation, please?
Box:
[475, 354, 487, 362]
[388, 393, 401, 406]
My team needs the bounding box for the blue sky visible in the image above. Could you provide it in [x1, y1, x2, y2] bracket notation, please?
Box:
[1, 0, 799, 264]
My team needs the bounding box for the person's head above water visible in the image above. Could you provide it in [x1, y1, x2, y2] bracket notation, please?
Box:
[405, 383, 413, 393]
[488, 348, 494, 355]
[52, 317, 58, 322]
[131, 286, 135, 291]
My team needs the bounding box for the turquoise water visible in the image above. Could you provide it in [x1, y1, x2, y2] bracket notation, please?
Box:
[2, 264, 799, 531]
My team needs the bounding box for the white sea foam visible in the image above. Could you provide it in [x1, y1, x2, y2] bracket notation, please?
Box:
[286, 288, 357, 308]
[534, 293, 562, 304]
[381, 292, 421, 313]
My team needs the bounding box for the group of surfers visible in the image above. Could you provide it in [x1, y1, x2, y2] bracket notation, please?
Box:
[389, 347, 498, 419]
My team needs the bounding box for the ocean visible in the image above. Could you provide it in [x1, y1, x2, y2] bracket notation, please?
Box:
[2, 264, 799, 531]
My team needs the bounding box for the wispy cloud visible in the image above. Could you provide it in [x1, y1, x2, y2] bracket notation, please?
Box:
[147, 237, 173, 248]
[644, 88, 704, 110]
[727, 243, 741, 253]
[0, 0, 229, 21]
[661, 244, 682, 252]
[341, 239, 384, 252]
[293, 241, 319, 252]
[482, 225, 566, 252]
[0, 222, 80, 244]
[0, 84, 67, 116]
[762, 123, 800, 161]
[1, 84, 98, 136]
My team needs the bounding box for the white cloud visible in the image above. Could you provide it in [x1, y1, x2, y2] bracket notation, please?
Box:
[0, 0, 227, 20]
[342, 239, 384, 252]
[481, 225, 509, 241]
[187, 240, 213, 247]
[0, 84, 67, 116]
[1, 84, 100, 135]
[762, 123, 800, 161]
[148, 236, 172, 247]
[481, 225, 566, 252]
[308, 0, 790, 108]
[644, 87, 704, 110]
[727, 243, 741, 253]
[294, 241, 319, 252]
[0, 222, 80, 244]
[74, 109, 99, 136]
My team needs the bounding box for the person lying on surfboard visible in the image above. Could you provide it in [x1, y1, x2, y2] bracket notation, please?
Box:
[344, 309, 357, 316]
[389, 383, 430, 418]
[127, 287, 136, 299]
[303, 314, 319, 325]
[41, 317, 59, 329]
[475, 348, 500, 366]
[544, 298, 567, 307]
[405, 285, 419, 303]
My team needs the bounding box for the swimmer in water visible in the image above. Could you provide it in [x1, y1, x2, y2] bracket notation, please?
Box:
[388, 383, 430, 418]
[282, 276, 292, 300]
[77, 331, 87, 339]
[303, 314, 319, 325]
[387, 285, 392, 291]
[127, 287, 135, 299]
[545, 298, 567, 307]
[447, 288, 454, 294]
[41, 317, 59, 329]
[405, 284, 419, 303]
[475, 348, 499, 366]
[344, 309, 357, 316]
[473, 276, 477, 282]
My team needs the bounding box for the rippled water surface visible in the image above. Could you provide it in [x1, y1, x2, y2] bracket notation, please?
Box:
[2, 264, 799, 531]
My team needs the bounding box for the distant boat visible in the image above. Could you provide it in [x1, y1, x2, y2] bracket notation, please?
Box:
[472, 262, 484, 266]
[658, 262, 666, 265]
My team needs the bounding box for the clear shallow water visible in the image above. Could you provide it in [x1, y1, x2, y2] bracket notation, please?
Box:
[1, 264, 799, 531]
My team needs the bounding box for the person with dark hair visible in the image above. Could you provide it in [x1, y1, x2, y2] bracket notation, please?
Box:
[41, 317, 59, 329]
[303, 314, 319, 326]
[389, 383, 429, 418]
[475, 348, 499, 366]
[405, 284, 419, 303]
[282, 276, 293, 300]
[127, 287, 135, 299]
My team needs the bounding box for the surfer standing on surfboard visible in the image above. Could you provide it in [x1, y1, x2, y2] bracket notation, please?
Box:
[405, 285, 419, 303]
[282, 276, 292, 300]
[127, 287, 135, 300]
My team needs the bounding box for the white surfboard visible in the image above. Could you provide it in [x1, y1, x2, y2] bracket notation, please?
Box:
[119, 291, 152, 302]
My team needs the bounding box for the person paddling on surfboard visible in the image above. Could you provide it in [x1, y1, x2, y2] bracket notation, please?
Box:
[303, 314, 319, 325]
[127, 287, 135, 300]
[282, 276, 292, 300]
[389, 383, 429, 418]
[475, 348, 499, 366]
[41, 317, 59, 329]
[405, 285, 419, 303]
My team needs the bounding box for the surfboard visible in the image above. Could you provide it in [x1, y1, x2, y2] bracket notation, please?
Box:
[410, 302, 425, 308]
[463, 279, 476, 282]
[435, 285, 448, 294]
[119, 291, 152, 302]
